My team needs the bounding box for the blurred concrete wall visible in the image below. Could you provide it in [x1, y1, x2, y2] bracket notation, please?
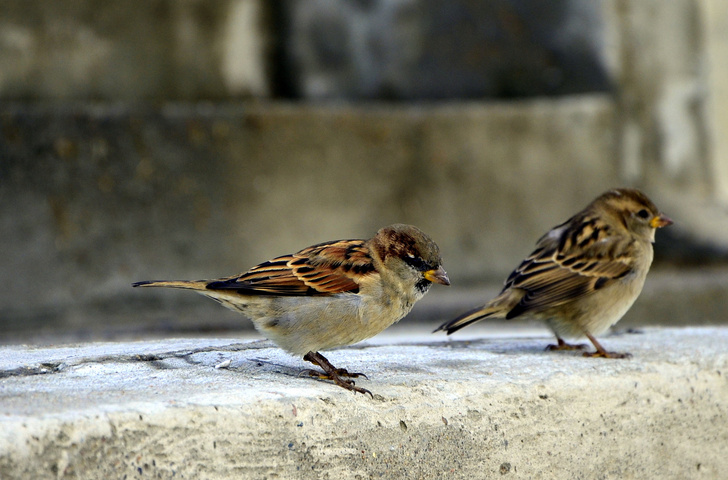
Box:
[1, 0, 727, 338]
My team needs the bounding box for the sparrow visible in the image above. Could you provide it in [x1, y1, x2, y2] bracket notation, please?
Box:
[435, 188, 672, 358]
[134, 224, 449, 395]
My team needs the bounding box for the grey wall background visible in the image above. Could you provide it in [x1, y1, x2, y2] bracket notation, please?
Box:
[2, 0, 727, 341]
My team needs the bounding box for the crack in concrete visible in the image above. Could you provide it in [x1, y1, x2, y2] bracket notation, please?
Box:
[0, 362, 66, 379]
[0, 341, 273, 379]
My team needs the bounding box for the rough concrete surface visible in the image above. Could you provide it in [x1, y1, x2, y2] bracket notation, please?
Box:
[1, 327, 726, 479]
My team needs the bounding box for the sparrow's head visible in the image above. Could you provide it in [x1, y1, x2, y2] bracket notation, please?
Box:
[593, 188, 673, 241]
[371, 224, 450, 294]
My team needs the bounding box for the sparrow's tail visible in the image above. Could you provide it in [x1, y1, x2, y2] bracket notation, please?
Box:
[133, 279, 252, 316]
[434, 305, 503, 335]
[132, 280, 210, 291]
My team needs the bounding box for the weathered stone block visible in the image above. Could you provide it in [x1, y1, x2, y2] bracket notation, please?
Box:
[281, 0, 610, 99]
[0, 0, 269, 100]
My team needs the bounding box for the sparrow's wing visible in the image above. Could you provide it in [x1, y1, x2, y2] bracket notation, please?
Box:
[504, 217, 635, 318]
[205, 239, 377, 296]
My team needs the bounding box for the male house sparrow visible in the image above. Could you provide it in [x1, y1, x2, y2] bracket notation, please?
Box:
[134, 224, 449, 395]
[436, 188, 672, 358]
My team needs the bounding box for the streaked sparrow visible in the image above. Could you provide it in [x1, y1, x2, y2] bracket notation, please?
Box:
[436, 188, 672, 358]
[134, 224, 449, 395]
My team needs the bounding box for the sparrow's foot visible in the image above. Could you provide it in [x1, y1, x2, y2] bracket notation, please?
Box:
[302, 351, 373, 397]
[298, 368, 366, 381]
[546, 338, 588, 351]
[583, 350, 632, 359]
[334, 368, 368, 379]
[582, 333, 632, 359]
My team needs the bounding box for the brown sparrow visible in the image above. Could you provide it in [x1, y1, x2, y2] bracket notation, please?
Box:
[436, 188, 672, 358]
[134, 224, 449, 395]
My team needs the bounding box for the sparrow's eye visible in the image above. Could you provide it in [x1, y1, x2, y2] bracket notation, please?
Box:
[637, 209, 650, 219]
[403, 254, 428, 271]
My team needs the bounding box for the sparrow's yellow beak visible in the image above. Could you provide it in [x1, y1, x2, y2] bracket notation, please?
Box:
[650, 214, 673, 228]
[424, 266, 450, 286]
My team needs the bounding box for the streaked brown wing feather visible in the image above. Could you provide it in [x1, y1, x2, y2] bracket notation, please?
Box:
[206, 240, 377, 296]
[504, 225, 635, 318]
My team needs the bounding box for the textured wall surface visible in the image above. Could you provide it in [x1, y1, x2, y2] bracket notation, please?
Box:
[0, 0, 269, 99]
[2, 0, 728, 338]
[1, 99, 627, 335]
[280, 0, 610, 99]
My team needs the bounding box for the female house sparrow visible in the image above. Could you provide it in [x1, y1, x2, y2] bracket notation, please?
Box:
[134, 224, 449, 395]
[436, 188, 672, 358]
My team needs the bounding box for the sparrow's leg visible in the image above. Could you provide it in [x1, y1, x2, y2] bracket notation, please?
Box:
[302, 352, 368, 379]
[582, 333, 632, 359]
[545, 337, 588, 351]
[301, 351, 372, 397]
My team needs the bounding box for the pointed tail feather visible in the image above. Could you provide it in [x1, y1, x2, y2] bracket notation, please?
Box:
[132, 280, 209, 291]
[434, 305, 500, 335]
[133, 279, 253, 316]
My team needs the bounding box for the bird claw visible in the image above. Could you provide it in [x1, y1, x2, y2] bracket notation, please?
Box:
[334, 368, 368, 380]
[340, 381, 372, 397]
[583, 350, 632, 359]
[581, 333, 632, 358]
[301, 351, 373, 397]
[301, 370, 371, 396]
[545, 339, 588, 351]
[298, 368, 328, 380]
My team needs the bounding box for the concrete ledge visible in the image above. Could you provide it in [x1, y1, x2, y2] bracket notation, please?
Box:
[1, 327, 726, 478]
